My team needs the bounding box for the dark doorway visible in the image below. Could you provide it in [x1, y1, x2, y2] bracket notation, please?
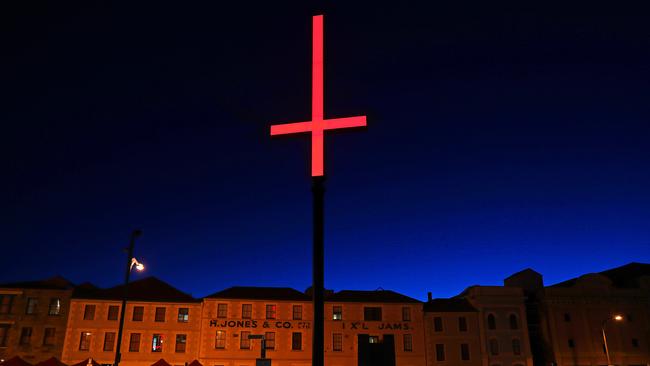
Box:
[358, 334, 395, 366]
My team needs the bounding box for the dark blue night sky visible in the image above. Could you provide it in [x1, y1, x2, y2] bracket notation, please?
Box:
[2, 1, 649, 300]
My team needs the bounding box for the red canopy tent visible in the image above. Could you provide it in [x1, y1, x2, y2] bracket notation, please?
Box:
[187, 360, 202, 366]
[150, 360, 171, 366]
[0, 357, 33, 366]
[34, 358, 66, 366]
[69, 359, 99, 366]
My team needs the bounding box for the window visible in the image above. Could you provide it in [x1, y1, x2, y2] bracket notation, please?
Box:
[108, 305, 119, 320]
[79, 332, 91, 351]
[217, 304, 227, 318]
[402, 307, 411, 321]
[434, 316, 443, 332]
[43, 328, 56, 346]
[489, 339, 499, 355]
[242, 304, 252, 319]
[564, 313, 571, 322]
[266, 304, 276, 319]
[293, 305, 303, 320]
[435, 344, 445, 361]
[292, 332, 302, 350]
[333, 333, 343, 351]
[19, 327, 32, 345]
[568, 339, 575, 348]
[363, 307, 382, 321]
[132, 306, 144, 321]
[129, 333, 141, 352]
[240, 331, 251, 349]
[509, 314, 519, 330]
[461, 343, 470, 360]
[627, 313, 633, 322]
[459, 316, 468, 332]
[215, 330, 226, 349]
[333, 306, 342, 320]
[26, 298, 38, 314]
[155, 307, 166, 322]
[265, 332, 275, 350]
[632, 338, 639, 348]
[0, 295, 15, 314]
[0, 324, 9, 347]
[487, 314, 496, 330]
[369, 336, 379, 344]
[178, 308, 189, 322]
[403, 334, 413, 352]
[84, 305, 96, 320]
[152, 334, 163, 352]
[103, 332, 116, 351]
[512, 339, 521, 355]
[48, 298, 61, 316]
[175, 334, 187, 353]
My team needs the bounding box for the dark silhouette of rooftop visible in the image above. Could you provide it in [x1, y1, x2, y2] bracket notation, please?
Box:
[550, 262, 650, 288]
[423, 298, 478, 312]
[73, 276, 199, 303]
[0, 275, 75, 290]
[326, 289, 421, 303]
[205, 286, 310, 301]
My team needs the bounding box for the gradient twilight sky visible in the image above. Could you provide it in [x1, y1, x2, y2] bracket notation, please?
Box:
[2, 1, 649, 300]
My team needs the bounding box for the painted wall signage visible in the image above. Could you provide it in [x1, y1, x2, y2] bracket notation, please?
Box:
[210, 319, 311, 329]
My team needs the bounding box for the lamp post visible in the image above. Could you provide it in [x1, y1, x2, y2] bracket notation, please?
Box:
[113, 229, 145, 366]
[601, 314, 624, 366]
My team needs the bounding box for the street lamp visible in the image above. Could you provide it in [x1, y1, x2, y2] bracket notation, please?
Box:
[113, 229, 145, 366]
[602, 314, 624, 366]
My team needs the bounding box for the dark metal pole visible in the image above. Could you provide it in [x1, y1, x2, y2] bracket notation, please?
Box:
[114, 229, 141, 366]
[312, 176, 325, 366]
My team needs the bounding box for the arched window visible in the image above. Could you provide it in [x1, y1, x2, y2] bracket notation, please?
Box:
[512, 338, 521, 355]
[489, 338, 499, 355]
[487, 314, 496, 330]
[509, 314, 519, 330]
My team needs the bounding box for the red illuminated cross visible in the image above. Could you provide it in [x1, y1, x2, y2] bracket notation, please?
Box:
[270, 15, 367, 177]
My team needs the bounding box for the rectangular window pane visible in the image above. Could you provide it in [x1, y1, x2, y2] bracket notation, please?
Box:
[132, 306, 144, 321]
[0, 295, 15, 314]
[242, 304, 252, 319]
[107, 305, 119, 320]
[402, 307, 411, 321]
[489, 339, 499, 355]
[217, 304, 227, 318]
[215, 330, 226, 349]
[103, 332, 116, 351]
[178, 308, 189, 322]
[266, 304, 276, 319]
[265, 332, 275, 350]
[293, 305, 302, 320]
[461, 343, 470, 360]
[152, 334, 163, 352]
[434, 316, 443, 331]
[79, 332, 91, 351]
[26, 298, 38, 314]
[43, 328, 56, 346]
[403, 334, 413, 352]
[363, 307, 382, 321]
[175, 334, 187, 353]
[155, 307, 166, 322]
[333, 333, 343, 351]
[292, 332, 302, 350]
[459, 317, 468, 332]
[512, 339, 521, 355]
[83, 305, 96, 320]
[129, 333, 141, 352]
[333, 306, 342, 320]
[0, 325, 11, 347]
[436, 344, 445, 361]
[240, 331, 251, 349]
[48, 298, 61, 316]
[20, 327, 32, 345]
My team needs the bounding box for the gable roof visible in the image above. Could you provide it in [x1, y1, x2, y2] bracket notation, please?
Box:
[205, 286, 310, 301]
[73, 277, 199, 303]
[423, 298, 478, 312]
[550, 262, 650, 288]
[0, 276, 75, 290]
[326, 290, 421, 303]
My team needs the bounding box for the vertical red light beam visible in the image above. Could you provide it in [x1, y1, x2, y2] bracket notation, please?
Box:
[312, 15, 324, 177]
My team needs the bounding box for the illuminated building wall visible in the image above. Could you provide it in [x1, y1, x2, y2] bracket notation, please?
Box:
[0, 277, 75, 363]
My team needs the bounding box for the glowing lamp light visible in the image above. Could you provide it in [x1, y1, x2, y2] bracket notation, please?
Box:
[613, 315, 623, 321]
[270, 15, 367, 177]
[130, 258, 145, 271]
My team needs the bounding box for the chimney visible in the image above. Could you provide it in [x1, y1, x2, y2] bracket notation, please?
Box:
[427, 292, 432, 301]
